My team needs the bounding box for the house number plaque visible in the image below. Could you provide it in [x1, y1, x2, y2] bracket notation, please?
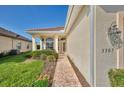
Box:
[102, 48, 114, 54]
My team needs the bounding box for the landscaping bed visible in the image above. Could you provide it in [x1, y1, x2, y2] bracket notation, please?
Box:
[108, 68, 124, 87]
[42, 61, 57, 86]
[27, 49, 58, 87]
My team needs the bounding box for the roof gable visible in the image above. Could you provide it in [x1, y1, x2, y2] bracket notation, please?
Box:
[0, 27, 31, 42]
[27, 26, 64, 31]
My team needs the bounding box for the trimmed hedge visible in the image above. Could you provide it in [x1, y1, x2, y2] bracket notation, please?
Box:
[31, 51, 41, 58]
[30, 49, 58, 61]
[0, 49, 21, 58]
[108, 69, 124, 87]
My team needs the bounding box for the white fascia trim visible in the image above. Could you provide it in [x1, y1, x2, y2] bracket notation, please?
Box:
[64, 5, 73, 31]
[64, 5, 84, 34]
[26, 30, 64, 34]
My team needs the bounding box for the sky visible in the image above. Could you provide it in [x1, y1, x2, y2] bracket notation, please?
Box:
[0, 5, 68, 40]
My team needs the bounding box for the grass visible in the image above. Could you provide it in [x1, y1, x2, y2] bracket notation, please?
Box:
[0, 53, 27, 64]
[0, 52, 44, 87]
[108, 69, 124, 87]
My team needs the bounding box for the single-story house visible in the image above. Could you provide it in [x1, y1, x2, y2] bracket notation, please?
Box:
[0, 27, 32, 53]
[26, 5, 124, 87]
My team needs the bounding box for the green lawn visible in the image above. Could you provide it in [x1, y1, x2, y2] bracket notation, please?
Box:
[0, 52, 43, 87]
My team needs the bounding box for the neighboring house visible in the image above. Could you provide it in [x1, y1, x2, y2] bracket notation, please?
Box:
[26, 5, 124, 87]
[0, 27, 32, 53]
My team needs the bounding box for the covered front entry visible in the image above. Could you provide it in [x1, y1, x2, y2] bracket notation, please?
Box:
[46, 38, 54, 50]
[26, 27, 66, 53]
[27, 27, 66, 53]
[31, 34, 66, 53]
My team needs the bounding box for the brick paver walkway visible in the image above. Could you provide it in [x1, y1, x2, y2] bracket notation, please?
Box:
[52, 54, 82, 87]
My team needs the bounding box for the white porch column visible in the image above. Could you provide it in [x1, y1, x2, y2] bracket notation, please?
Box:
[54, 36, 59, 53]
[40, 38, 43, 50]
[32, 35, 36, 51]
[43, 37, 46, 49]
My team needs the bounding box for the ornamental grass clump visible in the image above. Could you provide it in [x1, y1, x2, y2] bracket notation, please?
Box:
[32, 74, 49, 87]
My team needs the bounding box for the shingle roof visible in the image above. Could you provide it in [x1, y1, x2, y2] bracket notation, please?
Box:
[0, 27, 31, 42]
[27, 26, 64, 31]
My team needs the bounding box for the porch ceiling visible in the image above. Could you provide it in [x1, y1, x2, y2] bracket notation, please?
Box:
[100, 5, 124, 13]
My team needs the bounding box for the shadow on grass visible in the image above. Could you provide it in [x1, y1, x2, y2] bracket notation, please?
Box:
[0, 53, 28, 64]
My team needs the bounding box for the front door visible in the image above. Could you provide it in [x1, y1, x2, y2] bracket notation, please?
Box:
[59, 40, 66, 53]
[46, 38, 54, 50]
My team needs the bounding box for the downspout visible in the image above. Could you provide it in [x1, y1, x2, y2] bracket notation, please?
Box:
[90, 5, 96, 87]
[12, 38, 13, 49]
[116, 12, 120, 68]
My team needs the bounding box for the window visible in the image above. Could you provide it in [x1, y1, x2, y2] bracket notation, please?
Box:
[27, 44, 29, 49]
[16, 41, 21, 50]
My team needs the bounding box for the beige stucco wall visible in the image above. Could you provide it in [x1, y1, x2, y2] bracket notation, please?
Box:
[19, 39, 32, 52]
[0, 35, 32, 53]
[0, 36, 13, 52]
[95, 6, 117, 86]
[66, 6, 91, 84]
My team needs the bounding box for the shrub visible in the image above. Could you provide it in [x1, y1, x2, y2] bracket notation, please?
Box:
[41, 49, 58, 60]
[0, 50, 14, 58]
[4, 51, 10, 56]
[24, 53, 32, 58]
[9, 49, 20, 55]
[23, 51, 32, 58]
[31, 49, 58, 61]
[41, 49, 54, 55]
[47, 55, 56, 62]
[0, 52, 4, 58]
[53, 53, 58, 60]
[40, 54, 47, 61]
[31, 51, 41, 58]
[108, 68, 124, 87]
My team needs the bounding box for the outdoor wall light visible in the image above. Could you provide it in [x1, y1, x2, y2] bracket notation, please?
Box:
[107, 22, 123, 49]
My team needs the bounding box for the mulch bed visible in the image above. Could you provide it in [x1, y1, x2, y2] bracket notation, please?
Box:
[42, 61, 57, 87]
[25, 57, 57, 87]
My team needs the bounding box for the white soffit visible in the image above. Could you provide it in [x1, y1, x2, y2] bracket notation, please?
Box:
[100, 5, 124, 13]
